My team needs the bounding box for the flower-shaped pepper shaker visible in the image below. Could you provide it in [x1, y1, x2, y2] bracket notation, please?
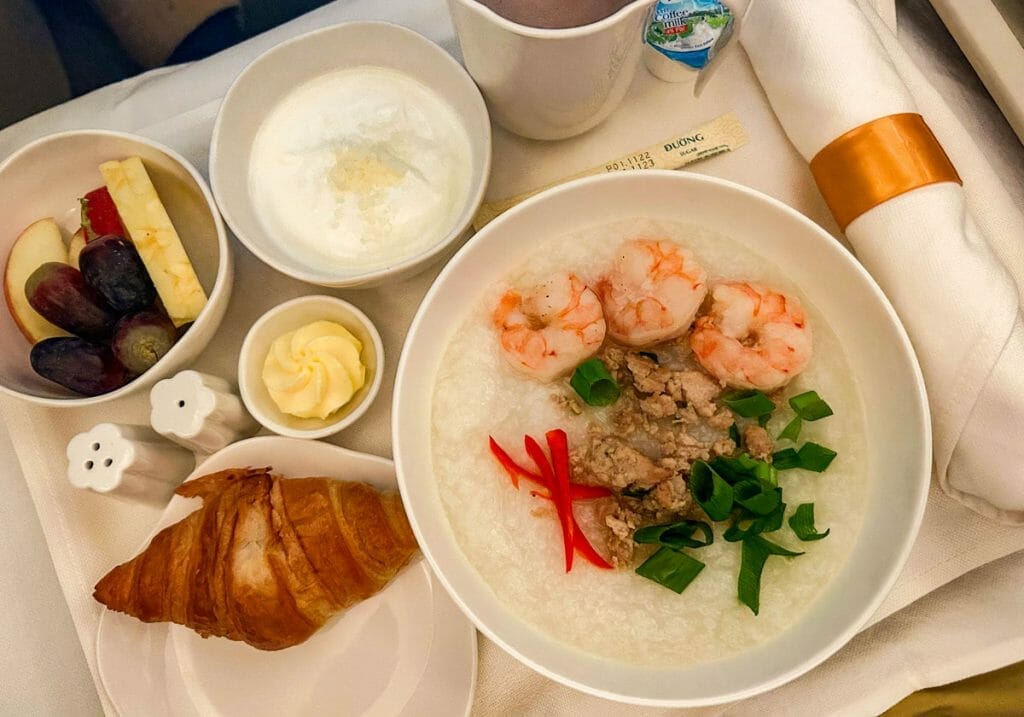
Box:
[150, 370, 259, 453]
[67, 423, 195, 504]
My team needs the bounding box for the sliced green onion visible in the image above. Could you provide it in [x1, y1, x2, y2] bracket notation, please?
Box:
[569, 358, 620, 407]
[798, 442, 837, 472]
[722, 389, 776, 418]
[778, 415, 802, 441]
[772, 447, 802, 470]
[757, 535, 804, 557]
[708, 453, 777, 488]
[752, 460, 778, 488]
[728, 422, 741, 447]
[689, 461, 734, 521]
[789, 503, 831, 541]
[789, 391, 834, 421]
[757, 412, 772, 427]
[723, 499, 786, 542]
[761, 500, 787, 533]
[634, 519, 714, 549]
[733, 481, 782, 516]
[738, 535, 804, 615]
[635, 547, 705, 594]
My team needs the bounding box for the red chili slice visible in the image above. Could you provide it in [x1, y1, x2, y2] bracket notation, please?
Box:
[572, 517, 613, 569]
[531, 484, 612, 501]
[531, 493, 614, 570]
[489, 436, 534, 488]
[526, 434, 573, 572]
[567, 483, 612, 500]
[545, 429, 576, 573]
[490, 437, 609, 499]
[490, 433, 615, 573]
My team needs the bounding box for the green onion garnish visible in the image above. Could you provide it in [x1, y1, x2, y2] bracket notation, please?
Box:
[757, 412, 771, 427]
[798, 442, 837, 471]
[789, 503, 831, 541]
[772, 443, 837, 472]
[634, 519, 713, 549]
[635, 547, 705, 593]
[738, 535, 804, 615]
[708, 453, 778, 488]
[733, 481, 782, 515]
[778, 415, 802, 441]
[728, 422, 741, 447]
[689, 461, 734, 521]
[789, 391, 834, 421]
[724, 500, 786, 542]
[772, 448, 801, 470]
[569, 358, 620, 407]
[722, 389, 775, 418]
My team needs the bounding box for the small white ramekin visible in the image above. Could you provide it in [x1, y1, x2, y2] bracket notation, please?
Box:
[238, 295, 384, 439]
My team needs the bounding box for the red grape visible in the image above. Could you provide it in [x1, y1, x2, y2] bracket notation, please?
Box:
[79, 235, 156, 313]
[111, 311, 177, 374]
[30, 337, 128, 396]
[25, 262, 120, 340]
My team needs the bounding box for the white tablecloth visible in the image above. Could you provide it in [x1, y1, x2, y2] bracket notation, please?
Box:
[1, 1, 1023, 715]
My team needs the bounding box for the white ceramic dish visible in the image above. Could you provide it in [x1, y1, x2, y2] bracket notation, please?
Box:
[210, 21, 491, 288]
[0, 130, 232, 407]
[393, 170, 931, 706]
[238, 295, 384, 439]
[96, 436, 478, 717]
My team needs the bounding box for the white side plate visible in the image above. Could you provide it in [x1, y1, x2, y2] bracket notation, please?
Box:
[96, 436, 477, 716]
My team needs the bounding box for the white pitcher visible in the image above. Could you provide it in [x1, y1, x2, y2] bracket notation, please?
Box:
[447, 0, 655, 141]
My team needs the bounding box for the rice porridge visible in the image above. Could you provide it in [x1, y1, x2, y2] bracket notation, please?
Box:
[430, 217, 868, 666]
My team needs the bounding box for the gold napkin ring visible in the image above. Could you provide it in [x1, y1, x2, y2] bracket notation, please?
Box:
[809, 112, 961, 230]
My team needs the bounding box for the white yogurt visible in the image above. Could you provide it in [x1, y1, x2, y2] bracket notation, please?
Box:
[248, 66, 473, 271]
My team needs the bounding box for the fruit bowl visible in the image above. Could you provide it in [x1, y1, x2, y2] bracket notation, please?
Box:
[0, 130, 232, 406]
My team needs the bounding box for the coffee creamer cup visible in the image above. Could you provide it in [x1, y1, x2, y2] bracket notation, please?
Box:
[643, 0, 735, 83]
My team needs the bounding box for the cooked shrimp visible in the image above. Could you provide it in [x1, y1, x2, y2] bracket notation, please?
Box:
[596, 239, 707, 347]
[493, 273, 606, 381]
[690, 281, 812, 391]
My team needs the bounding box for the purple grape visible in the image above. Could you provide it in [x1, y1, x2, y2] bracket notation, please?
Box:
[25, 262, 120, 340]
[79, 235, 156, 314]
[30, 337, 128, 396]
[111, 311, 177, 374]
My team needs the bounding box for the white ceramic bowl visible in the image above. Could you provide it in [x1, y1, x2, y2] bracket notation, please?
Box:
[0, 130, 232, 407]
[393, 170, 931, 706]
[210, 21, 492, 288]
[238, 295, 384, 439]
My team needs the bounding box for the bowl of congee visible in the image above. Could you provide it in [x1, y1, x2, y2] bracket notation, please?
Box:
[393, 170, 930, 706]
[210, 22, 490, 287]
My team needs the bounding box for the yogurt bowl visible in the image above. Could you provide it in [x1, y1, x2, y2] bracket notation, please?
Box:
[210, 21, 491, 288]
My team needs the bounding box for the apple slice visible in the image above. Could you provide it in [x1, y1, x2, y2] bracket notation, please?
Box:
[4, 218, 71, 343]
[68, 228, 86, 269]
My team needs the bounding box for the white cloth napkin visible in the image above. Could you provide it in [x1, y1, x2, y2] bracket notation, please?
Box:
[742, 0, 1024, 524]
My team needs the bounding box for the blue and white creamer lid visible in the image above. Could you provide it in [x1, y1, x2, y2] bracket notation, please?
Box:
[645, 0, 734, 75]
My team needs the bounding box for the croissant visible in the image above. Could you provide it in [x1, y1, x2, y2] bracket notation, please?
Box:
[93, 467, 419, 650]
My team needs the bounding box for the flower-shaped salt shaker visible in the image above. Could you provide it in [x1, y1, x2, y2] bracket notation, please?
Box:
[66, 423, 195, 504]
[150, 370, 259, 453]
